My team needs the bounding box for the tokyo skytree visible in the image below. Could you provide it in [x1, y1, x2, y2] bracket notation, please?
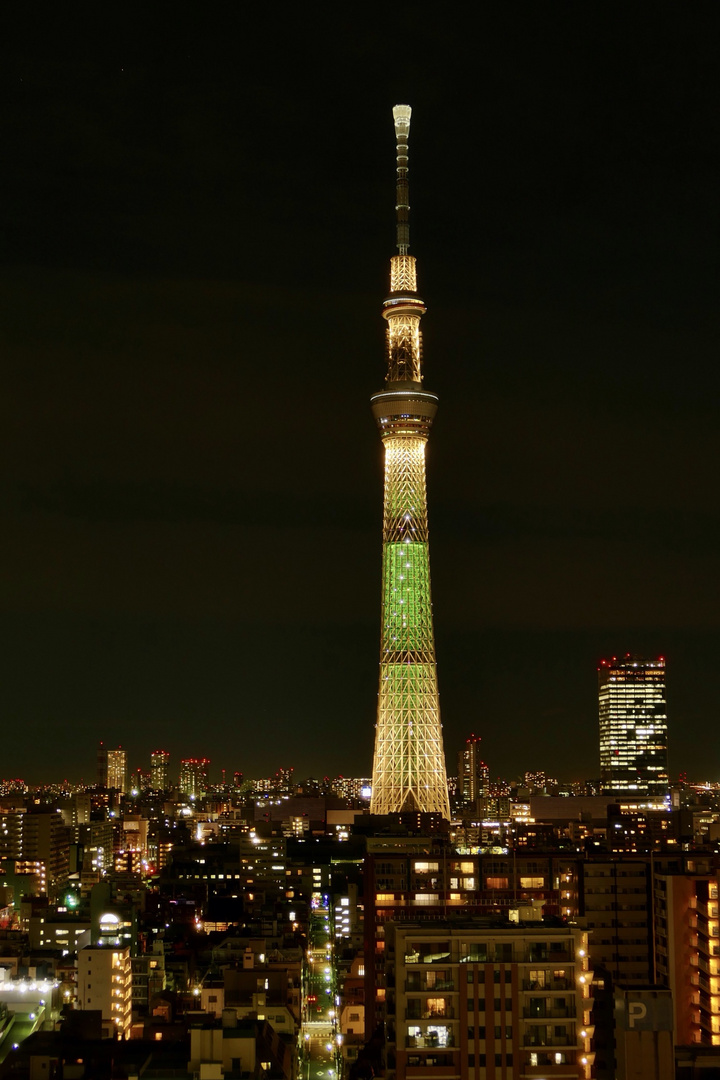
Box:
[369, 106, 451, 819]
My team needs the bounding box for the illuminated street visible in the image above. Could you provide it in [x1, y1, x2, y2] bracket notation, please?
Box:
[301, 901, 341, 1080]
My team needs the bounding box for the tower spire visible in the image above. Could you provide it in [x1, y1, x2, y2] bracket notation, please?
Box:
[393, 104, 412, 254]
[369, 106, 451, 820]
[382, 106, 427, 387]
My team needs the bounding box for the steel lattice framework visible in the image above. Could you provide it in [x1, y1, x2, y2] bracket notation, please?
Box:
[369, 106, 451, 819]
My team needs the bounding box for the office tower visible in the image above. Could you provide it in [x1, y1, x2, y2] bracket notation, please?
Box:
[369, 105, 450, 819]
[457, 734, 489, 808]
[598, 655, 668, 795]
[179, 757, 210, 797]
[150, 749, 170, 791]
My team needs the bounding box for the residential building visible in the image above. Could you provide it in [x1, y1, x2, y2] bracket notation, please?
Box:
[385, 920, 593, 1080]
[654, 867, 720, 1046]
[578, 859, 653, 985]
[77, 944, 132, 1038]
[363, 839, 581, 1037]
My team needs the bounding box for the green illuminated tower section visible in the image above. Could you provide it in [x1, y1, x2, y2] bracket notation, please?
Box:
[370, 105, 451, 819]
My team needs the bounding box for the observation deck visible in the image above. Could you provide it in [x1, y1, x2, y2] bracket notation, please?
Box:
[370, 384, 438, 439]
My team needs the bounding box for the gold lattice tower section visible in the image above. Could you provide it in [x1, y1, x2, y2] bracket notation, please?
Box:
[369, 105, 451, 819]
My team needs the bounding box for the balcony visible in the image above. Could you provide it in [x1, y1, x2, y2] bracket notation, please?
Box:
[523, 1035, 575, 1048]
[406, 1008, 456, 1021]
[523, 1007, 576, 1020]
[522, 979, 572, 991]
[525, 949, 573, 964]
[405, 1069, 459, 1078]
[405, 950, 451, 965]
[406, 978, 456, 992]
[520, 1063, 578, 1078]
[406, 1035, 456, 1049]
[405, 1052, 459, 1077]
[698, 1012, 718, 1036]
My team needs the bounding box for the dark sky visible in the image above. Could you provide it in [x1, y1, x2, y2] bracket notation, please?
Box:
[2, 10, 719, 784]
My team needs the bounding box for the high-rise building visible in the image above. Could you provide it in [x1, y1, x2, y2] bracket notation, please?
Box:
[106, 748, 128, 794]
[457, 734, 489, 808]
[179, 757, 210, 797]
[97, 743, 127, 794]
[598, 655, 669, 795]
[150, 749, 170, 791]
[369, 105, 450, 819]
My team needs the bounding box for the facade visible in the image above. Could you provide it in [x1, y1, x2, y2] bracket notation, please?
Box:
[385, 921, 593, 1080]
[131, 944, 166, 1011]
[578, 859, 653, 985]
[369, 104, 450, 819]
[598, 656, 668, 795]
[77, 944, 132, 1038]
[363, 839, 582, 1038]
[150, 749, 170, 791]
[22, 811, 69, 897]
[612, 985, 674, 1080]
[0, 807, 24, 861]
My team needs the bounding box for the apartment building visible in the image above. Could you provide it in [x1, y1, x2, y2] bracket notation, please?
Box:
[77, 944, 132, 1038]
[384, 920, 593, 1080]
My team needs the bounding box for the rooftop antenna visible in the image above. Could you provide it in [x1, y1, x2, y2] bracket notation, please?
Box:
[393, 104, 412, 254]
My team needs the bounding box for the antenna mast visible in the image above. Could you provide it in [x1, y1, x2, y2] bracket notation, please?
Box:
[393, 104, 412, 254]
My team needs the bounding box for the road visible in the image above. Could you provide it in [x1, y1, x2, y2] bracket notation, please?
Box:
[301, 901, 341, 1080]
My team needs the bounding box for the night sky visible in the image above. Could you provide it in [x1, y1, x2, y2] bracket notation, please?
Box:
[2, 10, 720, 784]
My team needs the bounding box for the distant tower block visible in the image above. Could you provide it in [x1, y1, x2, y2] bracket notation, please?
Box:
[151, 749, 170, 791]
[98, 743, 128, 794]
[179, 757, 210, 797]
[369, 106, 451, 819]
[458, 734, 489, 807]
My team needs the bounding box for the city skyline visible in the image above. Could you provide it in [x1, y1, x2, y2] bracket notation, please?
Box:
[2, 13, 720, 783]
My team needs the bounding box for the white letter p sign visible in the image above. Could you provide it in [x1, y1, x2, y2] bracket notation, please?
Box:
[628, 1002, 647, 1027]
